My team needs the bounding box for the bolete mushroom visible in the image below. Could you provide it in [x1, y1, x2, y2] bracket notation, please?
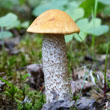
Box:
[27, 9, 80, 103]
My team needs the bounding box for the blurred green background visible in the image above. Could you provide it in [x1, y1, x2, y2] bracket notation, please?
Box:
[0, 0, 110, 59]
[0, 0, 110, 42]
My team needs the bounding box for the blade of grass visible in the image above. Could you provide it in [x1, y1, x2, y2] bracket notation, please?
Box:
[104, 42, 109, 98]
[94, 0, 98, 17]
[78, 34, 91, 54]
[0, 77, 11, 87]
[91, 0, 99, 60]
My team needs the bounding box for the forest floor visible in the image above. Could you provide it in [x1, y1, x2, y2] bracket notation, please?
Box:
[0, 28, 110, 110]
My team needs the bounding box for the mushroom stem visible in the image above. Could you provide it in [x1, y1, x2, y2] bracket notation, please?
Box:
[42, 34, 71, 103]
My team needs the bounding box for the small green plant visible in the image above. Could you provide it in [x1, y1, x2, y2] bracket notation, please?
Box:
[0, 78, 21, 98]
[28, 91, 45, 110]
[0, 12, 29, 40]
[103, 42, 110, 98]
[0, 77, 23, 108]
[0, 13, 20, 40]
[64, 0, 109, 43]
[17, 102, 33, 110]
[32, 93, 45, 110]
[0, 76, 45, 110]
[17, 90, 45, 110]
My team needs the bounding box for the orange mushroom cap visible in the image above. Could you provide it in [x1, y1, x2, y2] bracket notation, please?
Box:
[27, 9, 80, 35]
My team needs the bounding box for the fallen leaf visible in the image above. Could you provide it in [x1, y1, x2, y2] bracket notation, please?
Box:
[26, 64, 44, 90]
[76, 97, 96, 110]
[42, 99, 75, 110]
[71, 80, 94, 95]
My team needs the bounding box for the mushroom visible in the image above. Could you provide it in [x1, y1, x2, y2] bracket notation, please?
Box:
[27, 9, 80, 103]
